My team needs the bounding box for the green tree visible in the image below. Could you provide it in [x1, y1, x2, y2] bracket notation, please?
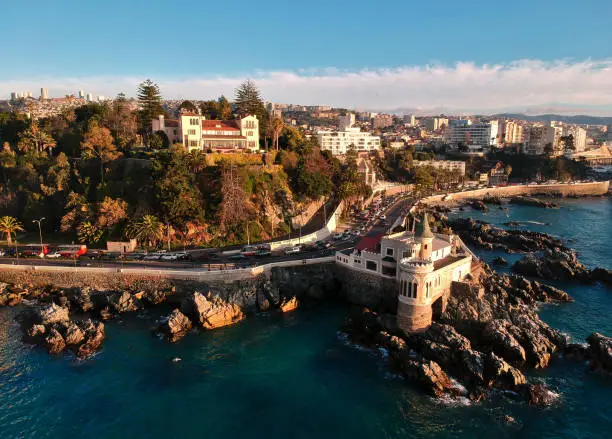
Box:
[218, 95, 232, 119]
[81, 121, 121, 185]
[77, 220, 103, 244]
[200, 100, 219, 119]
[0, 216, 23, 245]
[234, 80, 269, 146]
[17, 121, 56, 155]
[137, 79, 164, 139]
[179, 100, 198, 113]
[125, 214, 164, 247]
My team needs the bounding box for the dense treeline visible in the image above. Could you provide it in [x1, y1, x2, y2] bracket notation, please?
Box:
[0, 80, 370, 248]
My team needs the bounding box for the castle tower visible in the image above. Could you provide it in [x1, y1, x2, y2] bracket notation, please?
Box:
[416, 213, 434, 260]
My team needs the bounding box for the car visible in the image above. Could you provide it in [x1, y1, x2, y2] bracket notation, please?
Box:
[160, 253, 178, 261]
[353, 230, 361, 236]
[379, 214, 386, 220]
[0, 250, 5, 257]
[229, 253, 246, 260]
[143, 253, 161, 261]
[255, 249, 271, 257]
[45, 251, 62, 258]
[332, 233, 343, 240]
[285, 246, 301, 255]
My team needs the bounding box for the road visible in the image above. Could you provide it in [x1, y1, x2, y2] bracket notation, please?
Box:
[0, 195, 412, 272]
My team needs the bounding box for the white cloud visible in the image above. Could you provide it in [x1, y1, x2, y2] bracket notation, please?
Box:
[3, 59, 612, 115]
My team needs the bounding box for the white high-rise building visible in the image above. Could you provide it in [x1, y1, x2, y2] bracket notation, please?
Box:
[86, 93, 93, 101]
[79, 90, 85, 99]
[339, 113, 356, 130]
[317, 127, 381, 155]
[444, 123, 493, 149]
[503, 121, 524, 145]
[40, 88, 48, 100]
[403, 114, 416, 126]
[564, 126, 587, 153]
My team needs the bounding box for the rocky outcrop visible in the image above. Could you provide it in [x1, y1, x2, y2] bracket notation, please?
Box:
[526, 383, 558, 406]
[512, 250, 590, 282]
[107, 291, 141, 313]
[36, 303, 69, 325]
[25, 318, 105, 358]
[66, 287, 94, 312]
[510, 196, 558, 208]
[279, 296, 299, 313]
[181, 292, 245, 330]
[591, 268, 612, 286]
[76, 320, 105, 359]
[586, 333, 612, 372]
[44, 328, 66, 354]
[158, 309, 192, 342]
[492, 257, 508, 266]
[471, 200, 489, 212]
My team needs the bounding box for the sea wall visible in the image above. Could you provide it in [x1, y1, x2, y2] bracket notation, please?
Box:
[420, 180, 609, 206]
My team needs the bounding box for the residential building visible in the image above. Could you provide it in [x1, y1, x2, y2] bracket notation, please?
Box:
[421, 117, 449, 132]
[372, 114, 394, 129]
[413, 160, 466, 176]
[524, 125, 555, 155]
[357, 157, 377, 186]
[316, 127, 381, 155]
[152, 113, 260, 152]
[503, 121, 524, 145]
[564, 126, 587, 153]
[404, 114, 417, 126]
[444, 123, 493, 149]
[388, 140, 405, 149]
[40, 88, 48, 100]
[339, 113, 356, 130]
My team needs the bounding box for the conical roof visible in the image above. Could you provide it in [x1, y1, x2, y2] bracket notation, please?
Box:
[415, 213, 434, 239]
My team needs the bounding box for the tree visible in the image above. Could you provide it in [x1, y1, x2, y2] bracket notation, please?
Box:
[137, 79, 164, 139]
[77, 221, 103, 244]
[218, 95, 232, 119]
[0, 216, 23, 245]
[179, 100, 198, 113]
[544, 142, 554, 156]
[81, 121, 121, 185]
[218, 164, 251, 230]
[60, 192, 92, 232]
[150, 130, 169, 149]
[125, 215, 164, 247]
[200, 100, 219, 119]
[17, 121, 56, 155]
[234, 80, 269, 146]
[268, 117, 284, 150]
[106, 93, 137, 150]
[95, 197, 128, 230]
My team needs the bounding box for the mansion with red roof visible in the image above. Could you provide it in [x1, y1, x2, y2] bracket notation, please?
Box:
[152, 112, 260, 152]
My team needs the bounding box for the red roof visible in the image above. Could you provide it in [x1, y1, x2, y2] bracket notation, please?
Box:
[202, 120, 240, 131]
[355, 234, 383, 253]
[180, 112, 200, 116]
[165, 120, 179, 127]
[202, 135, 246, 140]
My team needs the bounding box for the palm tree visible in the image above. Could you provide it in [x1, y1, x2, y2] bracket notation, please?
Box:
[186, 149, 207, 173]
[125, 215, 164, 248]
[0, 216, 24, 245]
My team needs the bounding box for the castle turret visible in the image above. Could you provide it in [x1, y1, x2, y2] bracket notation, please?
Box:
[415, 213, 434, 260]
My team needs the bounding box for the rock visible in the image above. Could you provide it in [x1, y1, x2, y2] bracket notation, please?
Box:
[586, 332, 612, 371]
[591, 267, 612, 285]
[67, 287, 94, 312]
[159, 309, 192, 342]
[256, 290, 270, 312]
[37, 303, 69, 325]
[279, 296, 299, 313]
[481, 320, 526, 366]
[142, 289, 168, 305]
[471, 200, 489, 212]
[493, 256, 508, 266]
[63, 322, 85, 345]
[526, 383, 558, 406]
[459, 349, 485, 385]
[484, 352, 526, 390]
[399, 358, 453, 397]
[564, 343, 591, 362]
[107, 291, 140, 313]
[44, 328, 66, 354]
[27, 324, 46, 339]
[510, 196, 557, 208]
[181, 292, 245, 330]
[76, 321, 105, 359]
[99, 306, 114, 321]
[424, 323, 472, 351]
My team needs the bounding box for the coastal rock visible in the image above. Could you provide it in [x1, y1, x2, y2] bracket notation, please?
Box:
[481, 320, 526, 366]
[108, 291, 141, 313]
[67, 287, 94, 312]
[484, 352, 526, 390]
[256, 290, 270, 312]
[564, 343, 591, 362]
[586, 333, 612, 371]
[471, 201, 489, 212]
[459, 349, 485, 385]
[279, 296, 299, 313]
[512, 251, 590, 282]
[142, 289, 169, 306]
[99, 306, 114, 321]
[526, 383, 558, 406]
[76, 320, 105, 359]
[591, 267, 612, 286]
[159, 309, 192, 342]
[493, 257, 508, 266]
[182, 292, 245, 330]
[37, 303, 69, 325]
[400, 358, 453, 397]
[424, 323, 472, 351]
[510, 196, 557, 208]
[63, 322, 85, 346]
[44, 328, 66, 354]
[27, 324, 46, 339]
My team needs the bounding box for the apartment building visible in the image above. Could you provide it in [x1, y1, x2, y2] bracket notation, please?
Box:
[372, 114, 394, 129]
[523, 125, 555, 155]
[444, 123, 493, 149]
[564, 126, 587, 153]
[152, 113, 260, 152]
[317, 127, 381, 155]
[339, 113, 356, 130]
[413, 160, 466, 176]
[503, 121, 524, 145]
[420, 117, 449, 132]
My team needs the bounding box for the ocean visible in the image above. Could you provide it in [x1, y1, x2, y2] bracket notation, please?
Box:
[1, 197, 611, 439]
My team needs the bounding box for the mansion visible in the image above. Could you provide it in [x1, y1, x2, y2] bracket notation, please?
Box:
[336, 213, 474, 333]
[152, 113, 260, 152]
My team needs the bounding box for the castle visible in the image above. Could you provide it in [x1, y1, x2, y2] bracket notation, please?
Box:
[336, 213, 474, 332]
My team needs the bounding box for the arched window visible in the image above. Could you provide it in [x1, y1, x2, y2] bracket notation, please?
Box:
[412, 282, 418, 298]
[407, 282, 412, 297]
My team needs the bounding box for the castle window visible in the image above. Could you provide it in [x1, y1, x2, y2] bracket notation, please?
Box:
[407, 282, 412, 297]
[366, 261, 377, 271]
[386, 248, 394, 257]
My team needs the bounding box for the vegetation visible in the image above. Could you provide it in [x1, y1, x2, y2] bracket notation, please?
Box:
[0, 216, 23, 245]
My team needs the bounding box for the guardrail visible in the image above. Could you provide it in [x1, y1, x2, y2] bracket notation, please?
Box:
[0, 256, 336, 281]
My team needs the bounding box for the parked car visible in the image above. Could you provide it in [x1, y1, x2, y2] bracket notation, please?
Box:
[160, 253, 179, 261]
[229, 253, 246, 260]
[285, 246, 301, 255]
[143, 253, 161, 261]
[255, 249, 271, 257]
[379, 214, 386, 220]
[0, 250, 5, 257]
[45, 251, 62, 259]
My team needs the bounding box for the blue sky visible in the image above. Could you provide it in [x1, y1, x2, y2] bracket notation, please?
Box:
[3, 0, 612, 114]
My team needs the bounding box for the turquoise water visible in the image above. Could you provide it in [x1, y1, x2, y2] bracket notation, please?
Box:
[1, 197, 612, 438]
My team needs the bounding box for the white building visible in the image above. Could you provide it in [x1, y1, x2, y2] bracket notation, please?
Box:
[404, 114, 417, 126]
[152, 113, 260, 152]
[413, 160, 466, 176]
[564, 126, 587, 153]
[503, 121, 524, 145]
[421, 117, 449, 132]
[339, 113, 356, 130]
[40, 88, 48, 100]
[444, 123, 493, 149]
[317, 127, 381, 155]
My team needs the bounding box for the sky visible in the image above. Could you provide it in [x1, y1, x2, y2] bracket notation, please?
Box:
[3, 0, 612, 115]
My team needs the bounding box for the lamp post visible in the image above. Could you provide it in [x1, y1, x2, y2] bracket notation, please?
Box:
[32, 217, 45, 257]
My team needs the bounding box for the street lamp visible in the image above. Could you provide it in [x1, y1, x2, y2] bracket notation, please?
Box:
[32, 217, 46, 257]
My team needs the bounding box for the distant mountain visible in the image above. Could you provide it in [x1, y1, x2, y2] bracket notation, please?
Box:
[492, 113, 612, 126]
